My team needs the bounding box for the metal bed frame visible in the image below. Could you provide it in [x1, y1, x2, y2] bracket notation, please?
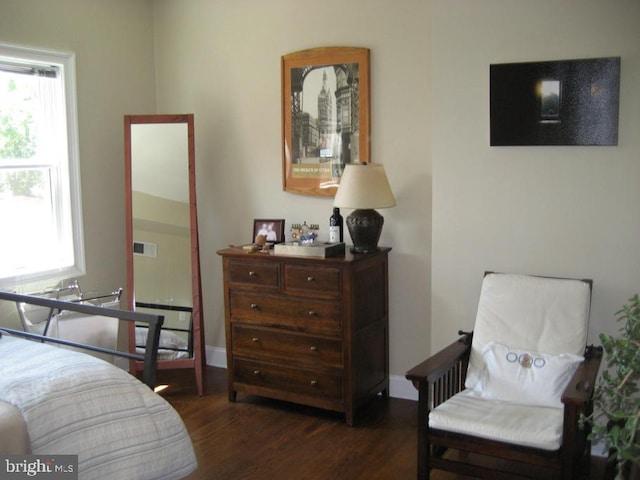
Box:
[0, 290, 164, 389]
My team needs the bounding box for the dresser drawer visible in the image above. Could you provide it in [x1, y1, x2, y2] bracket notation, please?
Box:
[229, 292, 341, 335]
[232, 324, 342, 368]
[228, 259, 279, 288]
[234, 358, 342, 400]
[284, 265, 341, 298]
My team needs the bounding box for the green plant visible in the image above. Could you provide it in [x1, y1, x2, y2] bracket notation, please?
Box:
[589, 294, 640, 468]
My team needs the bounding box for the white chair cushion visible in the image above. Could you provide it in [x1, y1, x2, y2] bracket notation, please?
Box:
[429, 389, 564, 450]
[472, 341, 583, 408]
[465, 273, 591, 391]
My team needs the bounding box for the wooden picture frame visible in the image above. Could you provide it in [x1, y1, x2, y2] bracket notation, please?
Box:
[253, 219, 285, 244]
[282, 47, 370, 197]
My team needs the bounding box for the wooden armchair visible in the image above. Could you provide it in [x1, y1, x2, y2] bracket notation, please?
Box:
[406, 273, 603, 480]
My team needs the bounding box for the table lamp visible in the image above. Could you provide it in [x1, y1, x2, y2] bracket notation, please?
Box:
[333, 163, 396, 253]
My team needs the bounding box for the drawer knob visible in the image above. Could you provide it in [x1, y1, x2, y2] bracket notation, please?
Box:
[309, 345, 317, 352]
[248, 271, 256, 277]
[310, 380, 318, 386]
[307, 310, 316, 316]
[250, 303, 259, 309]
[252, 337, 259, 343]
[253, 369, 260, 376]
[307, 276, 314, 282]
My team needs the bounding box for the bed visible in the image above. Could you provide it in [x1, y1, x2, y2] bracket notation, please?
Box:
[0, 291, 197, 480]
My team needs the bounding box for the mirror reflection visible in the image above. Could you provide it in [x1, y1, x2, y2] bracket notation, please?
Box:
[131, 122, 192, 359]
[125, 114, 204, 395]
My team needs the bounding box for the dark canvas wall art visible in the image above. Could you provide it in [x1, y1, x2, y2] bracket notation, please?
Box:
[490, 57, 620, 146]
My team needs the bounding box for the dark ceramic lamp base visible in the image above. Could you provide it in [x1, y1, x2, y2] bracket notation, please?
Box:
[346, 209, 384, 254]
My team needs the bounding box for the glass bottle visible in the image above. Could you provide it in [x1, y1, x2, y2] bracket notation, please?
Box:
[329, 207, 343, 243]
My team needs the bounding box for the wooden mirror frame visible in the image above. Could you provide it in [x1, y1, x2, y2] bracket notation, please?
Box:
[124, 114, 204, 395]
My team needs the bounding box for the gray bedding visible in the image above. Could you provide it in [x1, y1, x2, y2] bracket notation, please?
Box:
[0, 335, 197, 479]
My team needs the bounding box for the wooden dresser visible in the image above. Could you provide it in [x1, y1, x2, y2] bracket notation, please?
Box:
[217, 246, 390, 425]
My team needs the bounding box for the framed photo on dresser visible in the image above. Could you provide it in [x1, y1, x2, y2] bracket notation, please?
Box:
[253, 219, 285, 244]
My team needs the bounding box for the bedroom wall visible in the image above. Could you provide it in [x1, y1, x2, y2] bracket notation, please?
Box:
[430, 0, 640, 356]
[3, 0, 636, 400]
[151, 0, 432, 392]
[0, 0, 431, 396]
[0, 0, 157, 295]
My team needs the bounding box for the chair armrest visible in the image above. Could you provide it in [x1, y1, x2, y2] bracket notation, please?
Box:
[406, 333, 472, 389]
[562, 345, 603, 406]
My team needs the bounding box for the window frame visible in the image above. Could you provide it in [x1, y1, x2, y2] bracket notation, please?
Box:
[0, 42, 85, 288]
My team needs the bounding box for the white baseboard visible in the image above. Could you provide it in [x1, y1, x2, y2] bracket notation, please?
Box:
[390, 374, 419, 401]
[205, 345, 418, 401]
[205, 345, 227, 369]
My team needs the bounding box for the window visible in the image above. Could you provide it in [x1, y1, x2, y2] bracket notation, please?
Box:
[0, 43, 84, 288]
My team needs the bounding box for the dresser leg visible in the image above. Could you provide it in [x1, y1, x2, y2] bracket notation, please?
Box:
[229, 390, 237, 402]
[346, 411, 355, 427]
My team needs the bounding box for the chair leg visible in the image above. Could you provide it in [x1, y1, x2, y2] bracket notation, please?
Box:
[417, 382, 429, 480]
[417, 429, 428, 480]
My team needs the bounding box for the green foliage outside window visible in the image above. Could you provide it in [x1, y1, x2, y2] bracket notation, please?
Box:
[0, 76, 42, 196]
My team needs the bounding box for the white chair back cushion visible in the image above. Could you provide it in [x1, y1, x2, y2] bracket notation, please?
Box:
[465, 273, 591, 391]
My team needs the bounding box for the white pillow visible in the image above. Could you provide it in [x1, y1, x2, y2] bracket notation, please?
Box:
[473, 341, 584, 408]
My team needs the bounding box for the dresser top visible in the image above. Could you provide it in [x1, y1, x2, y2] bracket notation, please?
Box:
[217, 246, 391, 264]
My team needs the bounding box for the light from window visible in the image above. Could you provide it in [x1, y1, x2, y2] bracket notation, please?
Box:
[0, 43, 84, 288]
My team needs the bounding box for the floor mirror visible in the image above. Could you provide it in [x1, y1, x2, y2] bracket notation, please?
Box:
[124, 114, 204, 395]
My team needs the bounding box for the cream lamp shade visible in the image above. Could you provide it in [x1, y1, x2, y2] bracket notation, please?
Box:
[333, 163, 395, 253]
[333, 163, 396, 209]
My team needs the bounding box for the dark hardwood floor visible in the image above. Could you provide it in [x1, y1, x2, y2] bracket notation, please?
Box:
[156, 366, 608, 480]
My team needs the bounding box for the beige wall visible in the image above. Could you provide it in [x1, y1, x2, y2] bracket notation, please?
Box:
[0, 0, 157, 295]
[430, 0, 640, 359]
[151, 0, 432, 385]
[3, 0, 638, 396]
[1, 0, 432, 388]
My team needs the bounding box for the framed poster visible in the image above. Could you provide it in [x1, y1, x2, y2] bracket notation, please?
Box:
[282, 47, 370, 196]
[490, 57, 620, 146]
